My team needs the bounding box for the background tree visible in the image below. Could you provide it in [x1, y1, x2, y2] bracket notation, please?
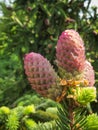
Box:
[0, 0, 98, 110]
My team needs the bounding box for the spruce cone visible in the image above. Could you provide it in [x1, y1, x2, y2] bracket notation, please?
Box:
[56, 29, 85, 74]
[83, 61, 95, 86]
[24, 52, 62, 100]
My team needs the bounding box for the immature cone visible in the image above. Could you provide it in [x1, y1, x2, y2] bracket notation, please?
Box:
[24, 52, 62, 100]
[83, 60, 95, 86]
[56, 29, 85, 74]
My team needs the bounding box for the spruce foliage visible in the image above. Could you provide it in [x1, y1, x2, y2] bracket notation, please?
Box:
[0, 0, 98, 130]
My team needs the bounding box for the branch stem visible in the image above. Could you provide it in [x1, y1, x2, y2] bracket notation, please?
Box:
[69, 100, 74, 130]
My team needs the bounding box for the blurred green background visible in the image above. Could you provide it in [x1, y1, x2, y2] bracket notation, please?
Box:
[0, 0, 98, 111]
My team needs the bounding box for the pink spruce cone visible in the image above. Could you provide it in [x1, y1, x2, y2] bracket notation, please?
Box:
[24, 52, 62, 100]
[56, 29, 85, 73]
[83, 60, 95, 86]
